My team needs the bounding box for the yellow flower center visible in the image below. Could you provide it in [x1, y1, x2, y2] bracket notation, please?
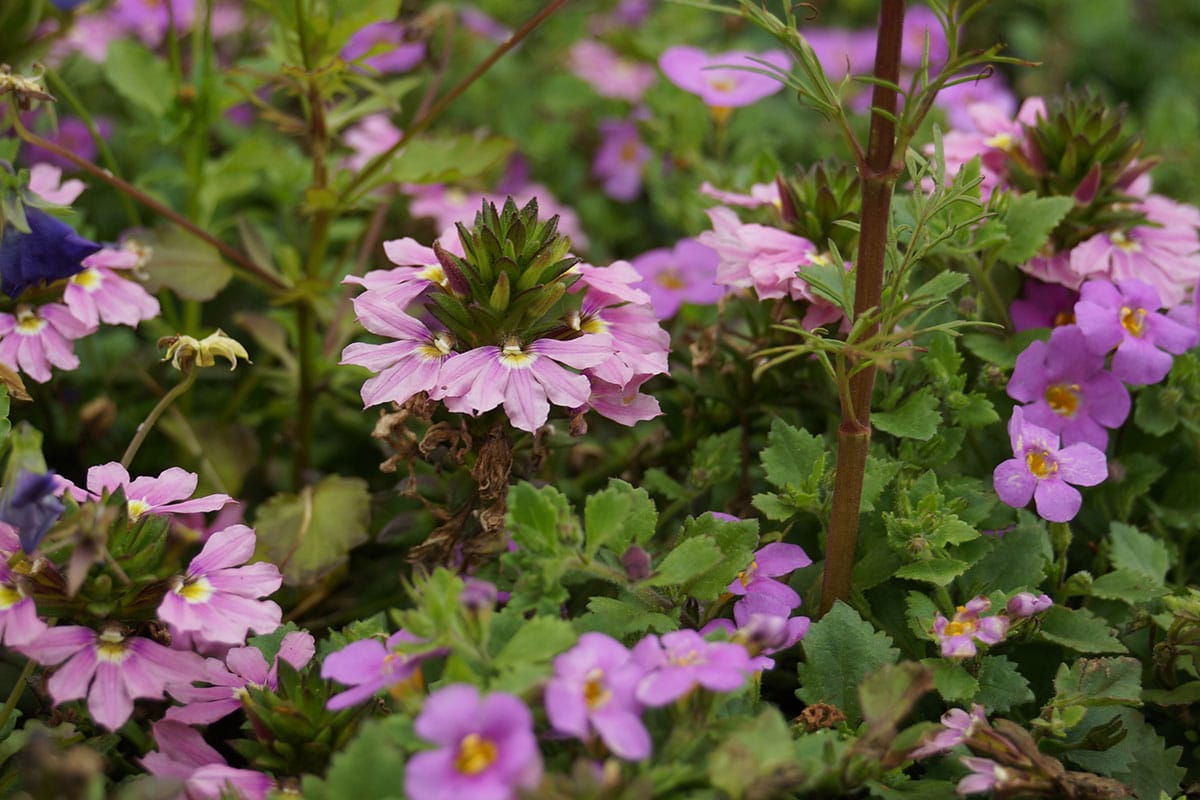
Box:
[0, 583, 24, 610]
[499, 341, 537, 369]
[71, 268, 103, 291]
[96, 629, 131, 663]
[669, 649, 704, 667]
[416, 332, 454, 360]
[1025, 450, 1058, 479]
[15, 310, 45, 335]
[710, 106, 733, 125]
[583, 668, 611, 710]
[1045, 384, 1080, 418]
[1052, 310, 1076, 327]
[175, 575, 215, 604]
[619, 139, 641, 162]
[943, 619, 976, 637]
[655, 269, 687, 290]
[455, 733, 498, 775]
[420, 264, 448, 288]
[984, 131, 1015, 151]
[808, 252, 831, 267]
[127, 498, 151, 521]
[1120, 306, 1146, 337]
[737, 560, 758, 588]
[1110, 230, 1141, 252]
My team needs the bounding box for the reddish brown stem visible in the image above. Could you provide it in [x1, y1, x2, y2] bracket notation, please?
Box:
[820, 0, 906, 616]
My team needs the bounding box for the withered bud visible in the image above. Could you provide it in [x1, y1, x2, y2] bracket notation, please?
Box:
[159, 328, 250, 371]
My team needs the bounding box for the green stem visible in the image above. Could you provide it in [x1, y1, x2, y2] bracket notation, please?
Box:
[0, 658, 35, 734]
[820, 0, 906, 617]
[121, 367, 198, 469]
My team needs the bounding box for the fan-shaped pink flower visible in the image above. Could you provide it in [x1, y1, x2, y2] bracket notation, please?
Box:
[0, 303, 94, 383]
[340, 296, 456, 408]
[85, 462, 234, 522]
[64, 246, 160, 328]
[144, 720, 274, 800]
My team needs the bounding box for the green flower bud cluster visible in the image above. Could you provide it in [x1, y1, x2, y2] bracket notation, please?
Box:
[778, 159, 861, 256]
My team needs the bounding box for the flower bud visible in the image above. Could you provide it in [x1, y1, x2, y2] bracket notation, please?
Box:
[1006, 592, 1053, 618]
[620, 545, 651, 581]
[460, 578, 498, 613]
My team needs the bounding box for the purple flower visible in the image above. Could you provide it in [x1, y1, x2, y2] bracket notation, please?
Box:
[911, 705, 988, 759]
[545, 632, 651, 760]
[900, 6, 951, 69]
[1007, 325, 1130, 449]
[1, 207, 101, 299]
[569, 42, 657, 103]
[571, 274, 670, 390]
[1006, 592, 1053, 618]
[630, 239, 725, 319]
[342, 22, 426, 74]
[19, 625, 204, 731]
[143, 720, 274, 800]
[658, 46, 790, 111]
[932, 598, 1009, 658]
[957, 756, 1006, 795]
[592, 119, 650, 202]
[19, 117, 104, 169]
[1074, 279, 1199, 385]
[342, 113, 404, 172]
[703, 611, 810, 671]
[405, 684, 543, 800]
[167, 631, 315, 724]
[461, 578, 498, 613]
[157, 524, 283, 646]
[1010, 280, 1078, 332]
[0, 470, 66, 552]
[0, 303, 94, 383]
[85, 462, 234, 523]
[728, 542, 812, 620]
[803, 27, 876, 81]
[993, 407, 1107, 522]
[632, 629, 753, 706]
[340, 297, 456, 408]
[934, 72, 1016, 131]
[321, 630, 443, 710]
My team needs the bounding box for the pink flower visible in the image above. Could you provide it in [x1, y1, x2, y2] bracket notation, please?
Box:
[932, 598, 1008, 658]
[1006, 592, 1052, 618]
[341, 21, 425, 74]
[630, 239, 725, 319]
[592, 119, 650, 202]
[698, 180, 781, 209]
[340, 297, 456, 408]
[64, 246, 160, 328]
[910, 705, 988, 759]
[802, 27, 876, 81]
[322, 630, 445, 710]
[728, 542, 812, 621]
[158, 525, 282, 646]
[85, 462, 234, 522]
[573, 282, 670, 389]
[347, 228, 464, 311]
[167, 631, 315, 724]
[405, 685, 543, 800]
[993, 407, 1107, 523]
[1074, 279, 1199, 385]
[698, 206, 820, 301]
[144, 720, 274, 800]
[1010, 280, 1078, 332]
[342, 114, 403, 172]
[632, 630, 753, 706]
[0, 525, 47, 647]
[957, 756, 1006, 795]
[569, 41, 657, 103]
[584, 374, 661, 426]
[658, 46, 790, 109]
[27, 163, 85, 205]
[0, 304, 94, 383]
[19, 625, 204, 730]
[436, 334, 613, 433]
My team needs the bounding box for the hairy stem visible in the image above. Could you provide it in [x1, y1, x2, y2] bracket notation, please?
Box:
[820, 0, 906, 616]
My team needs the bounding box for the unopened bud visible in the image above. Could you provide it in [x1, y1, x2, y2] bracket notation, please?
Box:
[621, 545, 651, 581]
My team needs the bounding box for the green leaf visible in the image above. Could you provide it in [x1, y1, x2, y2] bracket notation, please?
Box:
[387, 135, 515, 184]
[1108, 523, 1170, 584]
[675, 513, 760, 600]
[140, 228, 234, 302]
[578, 597, 678, 638]
[493, 616, 576, 670]
[102, 40, 174, 116]
[689, 429, 743, 490]
[1089, 569, 1169, 602]
[798, 602, 900, 724]
[752, 492, 796, 521]
[707, 709, 797, 800]
[761, 419, 826, 490]
[1065, 709, 1185, 800]
[858, 662, 934, 734]
[301, 714, 411, 800]
[960, 516, 1052, 594]
[974, 655, 1034, 713]
[1142, 680, 1200, 706]
[647, 536, 725, 587]
[908, 270, 971, 304]
[505, 482, 576, 554]
[1052, 657, 1142, 707]
[950, 392, 1000, 428]
[253, 475, 370, 586]
[1037, 606, 1128, 654]
[873, 388, 942, 440]
[997, 194, 1075, 264]
[860, 455, 901, 513]
[924, 659, 980, 702]
[894, 558, 970, 586]
[1133, 385, 1178, 435]
[584, 479, 657, 557]
[961, 328, 1046, 370]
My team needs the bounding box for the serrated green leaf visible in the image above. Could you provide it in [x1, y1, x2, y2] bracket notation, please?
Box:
[493, 616, 576, 669]
[1142, 680, 1200, 706]
[505, 482, 576, 554]
[961, 329, 1047, 370]
[1089, 569, 1168, 602]
[301, 715, 411, 800]
[578, 597, 678, 637]
[647, 536, 725, 587]
[908, 270, 971, 303]
[1066, 709, 1185, 800]
[798, 602, 900, 724]
[1038, 606, 1127, 654]
[924, 658, 980, 702]
[584, 479, 657, 557]
[708, 709, 797, 799]
[1133, 385, 1178, 435]
[997, 194, 1075, 263]
[1108, 523, 1170, 584]
[387, 135, 515, 184]
[895, 558, 970, 586]
[253, 475, 370, 586]
[960, 516, 1052, 594]
[951, 392, 1000, 427]
[873, 388, 942, 440]
[860, 456, 901, 512]
[761, 418, 826, 490]
[1052, 657, 1142, 707]
[975, 655, 1034, 713]
[676, 513, 760, 600]
[752, 492, 796, 521]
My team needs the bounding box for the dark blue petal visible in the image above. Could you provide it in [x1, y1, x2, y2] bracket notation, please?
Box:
[49, 0, 91, 9]
[0, 469, 66, 553]
[0, 208, 101, 299]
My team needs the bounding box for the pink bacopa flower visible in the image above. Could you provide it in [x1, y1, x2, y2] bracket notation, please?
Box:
[143, 720, 274, 800]
[1074, 279, 1199, 385]
[340, 296, 456, 408]
[321, 630, 445, 710]
[899, 5, 951, 69]
[167, 631, 315, 724]
[993, 407, 1107, 522]
[702, 612, 810, 672]
[85, 462, 234, 522]
[436, 334, 613, 433]
[568, 41, 657, 103]
[1006, 592, 1053, 618]
[545, 632, 651, 760]
[658, 46, 790, 111]
[728, 542, 812, 621]
[630, 239, 725, 320]
[932, 597, 1009, 658]
[632, 629, 753, 706]
[0, 303, 93, 383]
[27, 163, 86, 205]
[405, 684, 543, 800]
[957, 756, 1008, 795]
[64, 245, 160, 328]
[592, 118, 651, 202]
[157, 524, 282, 646]
[19, 625, 205, 731]
[1006, 324, 1131, 450]
[934, 71, 1017, 131]
[341, 21, 426, 74]
[1010, 280, 1078, 332]
[0, 525, 48, 647]
[910, 704, 988, 759]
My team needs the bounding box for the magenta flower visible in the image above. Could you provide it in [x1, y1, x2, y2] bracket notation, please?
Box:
[703, 611, 810, 671]
[698, 206, 822, 301]
[321, 630, 444, 710]
[64, 246, 160, 328]
[27, 163, 86, 205]
[143, 720, 274, 800]
[658, 46, 790, 110]
[993, 407, 1106, 522]
[1074, 279, 1199, 385]
[584, 374, 662, 426]
[0, 304, 93, 383]
[85, 462, 234, 523]
[436, 334, 612, 433]
[932, 597, 1009, 658]
[19, 625, 204, 731]
[340, 297, 456, 408]
[167, 631, 315, 724]
[347, 228, 464, 310]
[569, 41, 657, 102]
[1006, 592, 1053, 619]
[572, 285, 670, 390]
[632, 629, 753, 706]
[545, 632, 651, 760]
[958, 756, 1006, 795]
[934, 72, 1016, 131]
[630, 239, 725, 319]
[1010, 280, 1078, 332]
[341, 21, 426, 74]
[728, 542, 812, 620]
[900, 5, 950, 68]
[0, 525, 47, 647]
[405, 684, 543, 800]
[157, 525, 282, 646]
[910, 705, 988, 759]
[1007, 325, 1130, 449]
[592, 119, 650, 202]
